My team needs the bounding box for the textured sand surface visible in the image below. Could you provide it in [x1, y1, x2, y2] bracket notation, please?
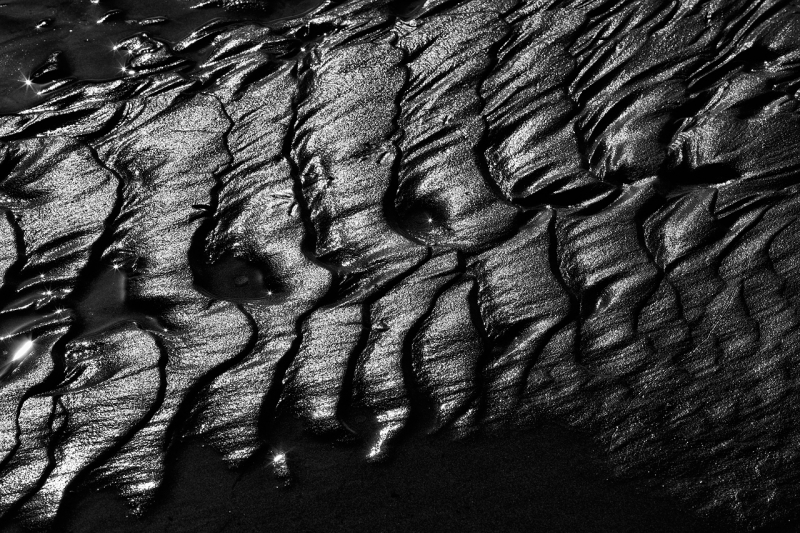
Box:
[0, 0, 799, 530]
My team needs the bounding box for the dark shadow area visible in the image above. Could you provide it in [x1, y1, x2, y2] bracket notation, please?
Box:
[7, 422, 728, 533]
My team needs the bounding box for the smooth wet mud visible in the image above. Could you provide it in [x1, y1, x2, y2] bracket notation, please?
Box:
[0, 0, 324, 112]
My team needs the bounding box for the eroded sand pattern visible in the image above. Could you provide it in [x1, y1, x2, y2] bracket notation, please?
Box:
[1, 0, 800, 530]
